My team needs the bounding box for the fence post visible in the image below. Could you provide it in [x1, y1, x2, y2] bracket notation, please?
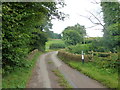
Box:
[82, 51, 84, 64]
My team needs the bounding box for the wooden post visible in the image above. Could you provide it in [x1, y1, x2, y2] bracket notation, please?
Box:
[82, 51, 84, 64]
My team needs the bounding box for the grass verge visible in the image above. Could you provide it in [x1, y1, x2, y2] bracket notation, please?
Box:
[58, 56, 118, 89]
[2, 51, 42, 88]
[48, 61, 53, 64]
[52, 69, 73, 88]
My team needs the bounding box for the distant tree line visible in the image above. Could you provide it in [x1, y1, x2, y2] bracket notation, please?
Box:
[46, 30, 62, 39]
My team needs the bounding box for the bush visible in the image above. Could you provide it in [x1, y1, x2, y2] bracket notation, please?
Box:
[67, 44, 92, 54]
[93, 46, 108, 52]
[93, 53, 119, 68]
[98, 53, 110, 57]
[93, 52, 110, 57]
[58, 50, 92, 62]
[49, 43, 65, 49]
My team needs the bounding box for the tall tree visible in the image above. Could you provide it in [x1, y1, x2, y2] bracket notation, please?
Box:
[2, 2, 65, 71]
[62, 24, 86, 45]
[101, 1, 120, 52]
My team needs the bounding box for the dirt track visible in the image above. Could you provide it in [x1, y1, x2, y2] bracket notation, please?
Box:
[26, 51, 108, 89]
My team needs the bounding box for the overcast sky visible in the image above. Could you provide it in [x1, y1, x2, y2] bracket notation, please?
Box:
[51, 0, 105, 37]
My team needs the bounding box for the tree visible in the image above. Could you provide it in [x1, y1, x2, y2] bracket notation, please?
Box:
[2, 2, 65, 72]
[63, 30, 82, 45]
[79, 1, 120, 52]
[62, 24, 86, 45]
[45, 30, 62, 39]
[101, 1, 120, 52]
[63, 23, 86, 36]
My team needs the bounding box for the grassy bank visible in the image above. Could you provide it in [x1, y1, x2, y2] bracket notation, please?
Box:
[2, 51, 42, 88]
[45, 39, 65, 52]
[58, 56, 118, 89]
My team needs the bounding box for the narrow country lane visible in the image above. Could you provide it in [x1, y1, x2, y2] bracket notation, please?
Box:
[26, 51, 108, 89]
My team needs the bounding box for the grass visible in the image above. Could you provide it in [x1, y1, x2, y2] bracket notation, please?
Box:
[2, 51, 42, 88]
[48, 61, 53, 64]
[52, 69, 73, 88]
[45, 39, 65, 52]
[58, 56, 118, 89]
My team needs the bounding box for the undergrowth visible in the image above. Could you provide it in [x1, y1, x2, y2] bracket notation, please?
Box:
[52, 69, 73, 88]
[2, 51, 42, 88]
[58, 56, 118, 89]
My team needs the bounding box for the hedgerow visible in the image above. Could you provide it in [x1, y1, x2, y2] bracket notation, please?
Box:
[2, 2, 64, 74]
[49, 43, 65, 49]
[66, 44, 92, 54]
[58, 50, 92, 62]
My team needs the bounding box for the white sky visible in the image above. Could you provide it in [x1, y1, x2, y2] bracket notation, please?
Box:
[51, 0, 105, 37]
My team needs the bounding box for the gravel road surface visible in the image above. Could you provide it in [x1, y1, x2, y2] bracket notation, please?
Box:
[26, 51, 108, 89]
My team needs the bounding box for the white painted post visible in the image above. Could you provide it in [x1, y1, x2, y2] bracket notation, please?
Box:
[82, 51, 84, 64]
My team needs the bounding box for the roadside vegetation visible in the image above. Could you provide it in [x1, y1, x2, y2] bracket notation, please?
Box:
[2, 1, 119, 89]
[45, 39, 65, 52]
[2, 50, 42, 88]
[57, 1, 119, 89]
[2, 2, 65, 88]
[52, 69, 72, 88]
[58, 52, 118, 88]
[57, 37, 119, 88]
[49, 43, 65, 49]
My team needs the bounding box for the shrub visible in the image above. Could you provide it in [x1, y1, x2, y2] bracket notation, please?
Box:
[93, 53, 119, 68]
[93, 46, 109, 52]
[49, 43, 65, 49]
[58, 50, 92, 62]
[98, 53, 110, 57]
[67, 44, 92, 54]
[93, 52, 110, 57]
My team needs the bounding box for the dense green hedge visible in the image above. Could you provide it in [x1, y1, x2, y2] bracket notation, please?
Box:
[2, 2, 64, 74]
[58, 50, 92, 62]
[49, 43, 65, 49]
[98, 53, 110, 57]
[93, 52, 119, 69]
[67, 44, 92, 54]
[59, 48, 119, 69]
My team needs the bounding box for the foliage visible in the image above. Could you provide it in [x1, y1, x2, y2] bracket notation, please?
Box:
[49, 43, 65, 49]
[58, 55, 118, 88]
[91, 37, 105, 52]
[58, 50, 92, 62]
[2, 2, 65, 72]
[2, 51, 42, 88]
[90, 51, 119, 69]
[52, 69, 72, 88]
[45, 39, 65, 51]
[101, 1, 120, 52]
[85, 37, 109, 52]
[93, 52, 119, 69]
[97, 53, 110, 57]
[103, 23, 120, 52]
[62, 30, 82, 45]
[63, 23, 86, 36]
[101, 1, 119, 27]
[94, 46, 108, 52]
[85, 37, 96, 44]
[67, 44, 92, 54]
[62, 24, 86, 45]
[30, 31, 47, 52]
[46, 30, 62, 39]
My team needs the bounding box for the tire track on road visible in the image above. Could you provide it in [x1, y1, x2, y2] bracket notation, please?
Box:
[50, 51, 108, 88]
[39, 54, 52, 88]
